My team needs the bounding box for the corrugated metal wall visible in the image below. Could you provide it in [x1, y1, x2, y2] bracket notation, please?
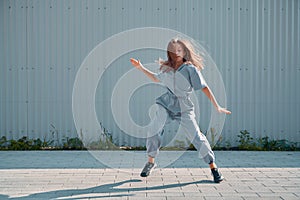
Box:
[1, 0, 299, 147]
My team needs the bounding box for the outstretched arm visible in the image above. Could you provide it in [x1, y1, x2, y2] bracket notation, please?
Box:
[130, 58, 160, 83]
[202, 86, 231, 114]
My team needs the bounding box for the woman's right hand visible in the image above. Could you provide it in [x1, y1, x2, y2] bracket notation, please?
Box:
[129, 58, 160, 82]
[130, 58, 142, 69]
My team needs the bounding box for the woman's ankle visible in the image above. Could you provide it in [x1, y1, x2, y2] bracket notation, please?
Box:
[148, 157, 155, 164]
[209, 162, 217, 169]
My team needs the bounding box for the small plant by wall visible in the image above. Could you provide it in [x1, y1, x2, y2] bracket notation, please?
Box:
[212, 130, 299, 151]
[62, 137, 86, 150]
[237, 130, 255, 150]
[0, 129, 299, 151]
[0, 136, 52, 150]
[0, 136, 86, 150]
[236, 130, 299, 151]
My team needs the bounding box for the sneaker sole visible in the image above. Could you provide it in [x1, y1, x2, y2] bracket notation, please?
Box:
[214, 177, 224, 183]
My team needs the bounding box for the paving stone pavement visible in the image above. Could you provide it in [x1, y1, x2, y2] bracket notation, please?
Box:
[0, 151, 299, 200]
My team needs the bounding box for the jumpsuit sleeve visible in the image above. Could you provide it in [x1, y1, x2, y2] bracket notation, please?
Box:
[154, 65, 170, 82]
[190, 66, 208, 90]
[153, 71, 165, 82]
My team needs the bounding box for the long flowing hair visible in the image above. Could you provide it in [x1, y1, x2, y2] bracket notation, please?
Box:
[159, 38, 204, 70]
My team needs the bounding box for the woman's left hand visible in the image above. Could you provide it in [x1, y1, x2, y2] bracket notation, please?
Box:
[217, 107, 231, 115]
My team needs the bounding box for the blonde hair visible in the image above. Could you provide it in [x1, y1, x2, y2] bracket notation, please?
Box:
[159, 38, 204, 70]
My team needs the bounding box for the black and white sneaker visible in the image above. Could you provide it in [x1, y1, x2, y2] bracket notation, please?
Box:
[140, 162, 156, 177]
[211, 168, 224, 183]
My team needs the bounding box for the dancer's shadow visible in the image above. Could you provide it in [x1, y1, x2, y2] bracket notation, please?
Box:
[0, 179, 213, 199]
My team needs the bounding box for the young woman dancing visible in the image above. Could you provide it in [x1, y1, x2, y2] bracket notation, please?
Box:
[130, 38, 231, 183]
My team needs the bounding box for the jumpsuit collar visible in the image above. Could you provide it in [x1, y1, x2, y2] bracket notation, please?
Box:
[175, 63, 188, 72]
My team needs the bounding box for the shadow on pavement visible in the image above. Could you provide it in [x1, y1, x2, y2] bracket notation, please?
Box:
[0, 179, 214, 199]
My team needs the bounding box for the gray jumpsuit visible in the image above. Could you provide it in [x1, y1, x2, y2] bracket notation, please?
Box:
[146, 63, 215, 164]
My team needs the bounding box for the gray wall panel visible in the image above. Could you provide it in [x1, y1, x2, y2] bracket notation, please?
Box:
[0, 0, 299, 147]
[1, 0, 28, 140]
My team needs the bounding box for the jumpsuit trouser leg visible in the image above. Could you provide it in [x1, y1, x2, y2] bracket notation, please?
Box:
[178, 111, 215, 164]
[146, 105, 168, 158]
[146, 105, 215, 164]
